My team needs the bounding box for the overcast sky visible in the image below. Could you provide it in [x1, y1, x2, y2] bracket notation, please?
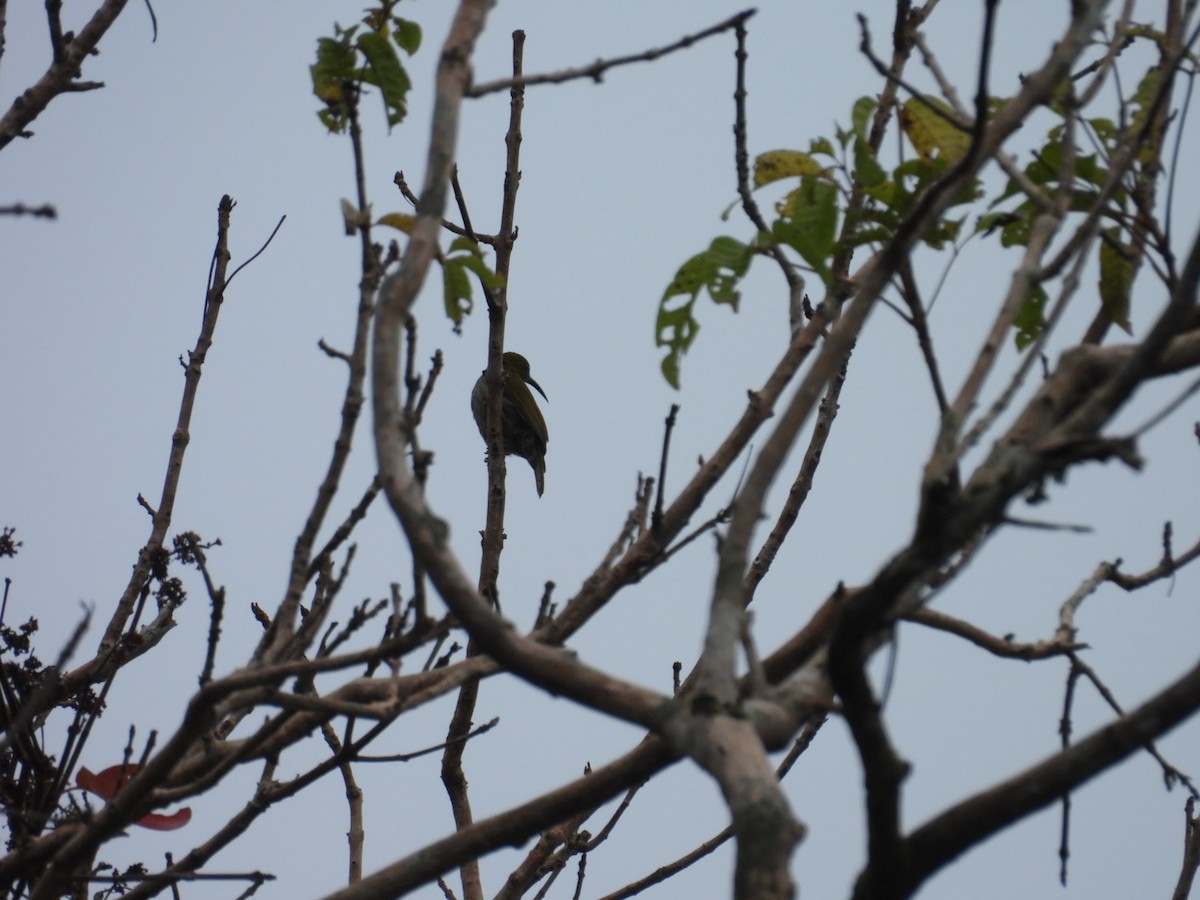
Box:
[4, 1, 1200, 898]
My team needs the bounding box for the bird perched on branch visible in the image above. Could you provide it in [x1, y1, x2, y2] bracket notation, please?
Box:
[471, 351, 549, 496]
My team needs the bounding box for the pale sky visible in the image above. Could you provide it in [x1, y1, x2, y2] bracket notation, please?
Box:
[3, 1, 1200, 898]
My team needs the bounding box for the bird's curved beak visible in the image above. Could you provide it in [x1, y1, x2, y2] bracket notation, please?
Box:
[526, 376, 548, 402]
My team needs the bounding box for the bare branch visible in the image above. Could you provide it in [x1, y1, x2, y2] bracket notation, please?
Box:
[1172, 797, 1200, 900]
[0, 0, 130, 149]
[466, 10, 756, 98]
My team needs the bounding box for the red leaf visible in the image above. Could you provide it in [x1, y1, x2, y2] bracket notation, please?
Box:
[134, 807, 192, 831]
[76, 764, 192, 831]
[76, 764, 138, 799]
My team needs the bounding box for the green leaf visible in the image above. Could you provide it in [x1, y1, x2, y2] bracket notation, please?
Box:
[393, 18, 422, 55]
[1075, 153, 1105, 187]
[656, 237, 753, 388]
[1046, 76, 1074, 117]
[706, 237, 754, 308]
[656, 293, 698, 390]
[440, 240, 504, 331]
[853, 137, 886, 187]
[920, 215, 963, 250]
[772, 175, 837, 287]
[1013, 283, 1048, 350]
[892, 156, 965, 210]
[443, 257, 473, 331]
[357, 30, 412, 127]
[862, 179, 897, 208]
[1000, 208, 1034, 247]
[456, 250, 505, 292]
[1130, 68, 1164, 165]
[894, 157, 948, 181]
[311, 29, 358, 133]
[1088, 117, 1119, 144]
[975, 211, 1014, 236]
[1099, 227, 1134, 333]
[1025, 141, 1064, 186]
[1130, 68, 1162, 125]
[843, 225, 895, 248]
[851, 96, 878, 142]
[809, 136, 835, 157]
[1024, 141, 1107, 193]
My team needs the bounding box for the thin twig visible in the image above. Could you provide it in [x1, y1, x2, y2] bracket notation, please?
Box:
[597, 718, 824, 900]
[226, 214, 286, 286]
[731, 14, 806, 326]
[466, 10, 756, 97]
[651, 405, 679, 533]
[1172, 797, 1200, 900]
[905, 607, 1082, 660]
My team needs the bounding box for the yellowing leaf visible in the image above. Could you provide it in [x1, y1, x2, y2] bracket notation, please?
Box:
[900, 97, 970, 164]
[340, 198, 370, 235]
[377, 213, 415, 233]
[754, 150, 823, 187]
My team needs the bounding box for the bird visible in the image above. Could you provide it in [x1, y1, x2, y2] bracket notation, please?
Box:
[471, 351, 549, 496]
